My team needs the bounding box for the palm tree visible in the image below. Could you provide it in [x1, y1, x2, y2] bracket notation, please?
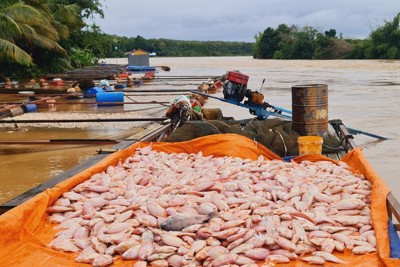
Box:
[0, 0, 78, 66]
[0, 1, 39, 65]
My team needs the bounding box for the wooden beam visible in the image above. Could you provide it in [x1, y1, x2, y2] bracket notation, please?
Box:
[387, 192, 400, 223]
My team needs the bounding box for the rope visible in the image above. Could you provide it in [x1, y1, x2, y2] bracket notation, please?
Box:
[248, 118, 258, 131]
[275, 130, 288, 157]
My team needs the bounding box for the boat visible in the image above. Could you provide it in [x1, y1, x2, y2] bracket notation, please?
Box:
[0, 71, 399, 266]
[126, 65, 156, 72]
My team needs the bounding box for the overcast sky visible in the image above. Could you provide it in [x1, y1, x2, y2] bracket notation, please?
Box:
[93, 0, 400, 42]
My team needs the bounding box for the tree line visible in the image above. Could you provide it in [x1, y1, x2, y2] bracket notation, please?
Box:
[81, 33, 253, 58]
[1, 0, 400, 80]
[253, 14, 400, 59]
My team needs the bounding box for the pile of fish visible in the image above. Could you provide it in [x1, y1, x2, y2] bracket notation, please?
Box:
[47, 145, 377, 266]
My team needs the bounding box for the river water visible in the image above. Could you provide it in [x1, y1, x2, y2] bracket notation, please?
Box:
[0, 57, 399, 204]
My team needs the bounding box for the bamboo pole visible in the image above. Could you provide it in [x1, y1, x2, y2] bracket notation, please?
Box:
[0, 139, 119, 145]
[0, 101, 170, 105]
[0, 117, 169, 123]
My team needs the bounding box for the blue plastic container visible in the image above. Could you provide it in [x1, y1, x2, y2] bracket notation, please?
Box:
[143, 66, 156, 71]
[84, 87, 104, 98]
[22, 104, 38, 113]
[103, 86, 114, 92]
[283, 156, 296, 162]
[96, 92, 124, 106]
[133, 80, 143, 86]
[126, 65, 156, 72]
[114, 83, 127, 89]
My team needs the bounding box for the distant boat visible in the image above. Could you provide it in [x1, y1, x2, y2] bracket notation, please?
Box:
[149, 52, 157, 57]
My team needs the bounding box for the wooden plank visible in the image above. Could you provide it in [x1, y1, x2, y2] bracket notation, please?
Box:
[338, 124, 357, 150]
[325, 153, 340, 160]
[126, 123, 167, 139]
[387, 192, 400, 223]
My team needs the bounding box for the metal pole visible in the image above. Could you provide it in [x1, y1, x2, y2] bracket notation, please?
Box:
[115, 46, 118, 73]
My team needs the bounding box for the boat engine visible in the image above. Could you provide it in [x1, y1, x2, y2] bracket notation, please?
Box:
[166, 96, 192, 131]
[219, 70, 293, 119]
[223, 71, 270, 109]
[222, 71, 249, 103]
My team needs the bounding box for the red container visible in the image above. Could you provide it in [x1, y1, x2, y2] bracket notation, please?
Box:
[50, 80, 64, 86]
[118, 73, 129, 79]
[214, 80, 222, 88]
[145, 71, 155, 78]
[226, 71, 249, 85]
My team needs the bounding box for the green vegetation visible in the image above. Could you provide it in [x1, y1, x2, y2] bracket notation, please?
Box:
[0, 0, 103, 79]
[253, 13, 400, 59]
[1, 0, 400, 81]
[70, 32, 253, 59]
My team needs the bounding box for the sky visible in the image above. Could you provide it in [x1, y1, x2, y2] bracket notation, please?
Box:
[93, 0, 400, 42]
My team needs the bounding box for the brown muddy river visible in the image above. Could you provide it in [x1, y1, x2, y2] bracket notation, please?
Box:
[0, 57, 399, 204]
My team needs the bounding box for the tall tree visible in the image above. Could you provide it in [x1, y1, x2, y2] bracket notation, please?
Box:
[366, 13, 400, 59]
[0, 0, 51, 65]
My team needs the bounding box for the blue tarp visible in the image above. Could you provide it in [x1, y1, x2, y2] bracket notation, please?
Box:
[389, 219, 400, 258]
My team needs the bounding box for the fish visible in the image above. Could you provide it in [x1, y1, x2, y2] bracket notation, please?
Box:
[312, 251, 345, 264]
[47, 146, 377, 266]
[159, 211, 218, 231]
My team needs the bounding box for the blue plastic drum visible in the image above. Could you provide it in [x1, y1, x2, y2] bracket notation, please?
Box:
[22, 104, 38, 113]
[96, 92, 124, 106]
[84, 87, 104, 98]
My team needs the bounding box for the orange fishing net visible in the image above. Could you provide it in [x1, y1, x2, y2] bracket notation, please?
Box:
[0, 134, 398, 266]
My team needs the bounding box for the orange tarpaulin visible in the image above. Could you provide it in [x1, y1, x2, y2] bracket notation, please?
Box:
[0, 134, 398, 267]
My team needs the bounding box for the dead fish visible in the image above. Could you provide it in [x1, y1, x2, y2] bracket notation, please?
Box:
[159, 211, 217, 231]
[312, 251, 345, 264]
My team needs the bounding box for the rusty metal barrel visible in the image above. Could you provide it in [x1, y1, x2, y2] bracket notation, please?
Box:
[291, 84, 328, 136]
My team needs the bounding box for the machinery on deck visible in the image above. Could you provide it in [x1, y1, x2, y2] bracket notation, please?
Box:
[194, 71, 292, 120]
[165, 95, 192, 131]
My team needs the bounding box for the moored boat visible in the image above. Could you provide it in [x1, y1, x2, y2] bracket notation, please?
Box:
[0, 71, 399, 266]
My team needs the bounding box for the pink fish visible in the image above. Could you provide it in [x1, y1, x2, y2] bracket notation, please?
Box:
[274, 236, 296, 252]
[210, 253, 238, 267]
[267, 255, 290, 263]
[300, 256, 325, 265]
[312, 251, 345, 264]
[92, 254, 113, 267]
[244, 248, 270, 261]
[46, 206, 73, 213]
[133, 261, 148, 267]
[147, 201, 168, 218]
[161, 234, 188, 248]
[137, 241, 155, 261]
[332, 198, 366, 210]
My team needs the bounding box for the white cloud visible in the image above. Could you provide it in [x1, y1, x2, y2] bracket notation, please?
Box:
[93, 0, 400, 41]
